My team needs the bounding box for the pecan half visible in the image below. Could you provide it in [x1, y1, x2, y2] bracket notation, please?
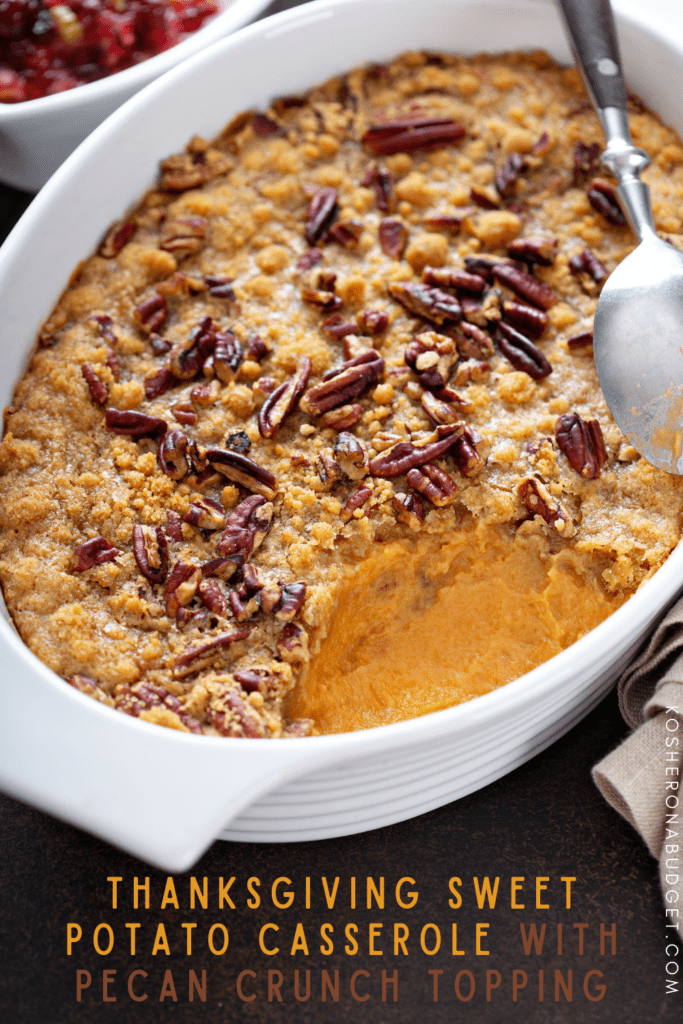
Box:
[145, 366, 176, 401]
[452, 425, 487, 477]
[164, 560, 201, 618]
[134, 294, 167, 333]
[132, 524, 169, 584]
[277, 622, 309, 663]
[184, 498, 227, 531]
[423, 266, 486, 293]
[233, 667, 274, 693]
[71, 536, 119, 572]
[587, 178, 626, 225]
[206, 448, 278, 499]
[320, 314, 357, 339]
[362, 162, 395, 212]
[105, 409, 167, 438]
[495, 322, 552, 379]
[454, 321, 495, 359]
[568, 247, 608, 284]
[393, 491, 425, 528]
[201, 554, 244, 581]
[491, 263, 557, 310]
[379, 218, 408, 259]
[197, 579, 228, 617]
[421, 389, 464, 425]
[216, 495, 273, 558]
[171, 401, 197, 426]
[389, 281, 462, 324]
[507, 236, 557, 266]
[518, 477, 576, 537]
[166, 510, 184, 542]
[99, 220, 135, 257]
[574, 141, 601, 185]
[305, 187, 338, 245]
[363, 116, 466, 155]
[158, 429, 189, 479]
[369, 430, 462, 478]
[316, 451, 342, 489]
[160, 217, 207, 256]
[205, 275, 236, 300]
[301, 351, 384, 415]
[340, 485, 373, 523]
[258, 357, 311, 438]
[495, 152, 526, 197]
[502, 300, 548, 339]
[555, 414, 607, 479]
[173, 629, 252, 677]
[81, 363, 108, 405]
[407, 464, 458, 506]
[334, 432, 369, 480]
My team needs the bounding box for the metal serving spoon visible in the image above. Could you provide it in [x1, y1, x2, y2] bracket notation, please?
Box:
[558, 0, 683, 474]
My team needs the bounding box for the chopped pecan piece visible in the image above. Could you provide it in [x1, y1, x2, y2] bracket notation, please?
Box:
[495, 322, 552, 379]
[229, 590, 261, 623]
[201, 554, 244, 581]
[422, 266, 486, 293]
[207, 448, 278, 500]
[389, 281, 462, 324]
[574, 141, 601, 185]
[246, 334, 268, 361]
[164, 560, 201, 618]
[363, 116, 465, 155]
[379, 218, 408, 259]
[99, 220, 135, 257]
[157, 271, 206, 299]
[334, 432, 369, 480]
[316, 451, 342, 488]
[233, 667, 274, 693]
[340, 485, 373, 522]
[184, 499, 227, 531]
[81, 363, 108, 405]
[507, 236, 557, 266]
[277, 622, 309, 663]
[320, 403, 363, 431]
[258, 357, 311, 438]
[518, 477, 576, 537]
[301, 287, 343, 310]
[173, 629, 252, 677]
[145, 366, 176, 400]
[421, 389, 464, 425]
[212, 331, 243, 384]
[301, 351, 384, 415]
[452, 359, 490, 386]
[216, 495, 273, 557]
[587, 178, 626, 225]
[357, 309, 389, 335]
[208, 690, 265, 739]
[134, 294, 167, 333]
[393, 491, 425, 528]
[305, 187, 338, 245]
[205, 275, 236, 300]
[251, 112, 281, 136]
[296, 248, 323, 273]
[569, 247, 608, 284]
[90, 313, 118, 346]
[71, 536, 119, 572]
[407, 464, 458, 506]
[491, 263, 557, 309]
[132, 524, 169, 584]
[454, 321, 495, 359]
[158, 429, 189, 479]
[160, 217, 207, 256]
[320, 314, 357, 339]
[404, 330, 457, 390]
[502, 300, 548, 339]
[274, 582, 307, 622]
[105, 409, 167, 438]
[362, 163, 395, 211]
[329, 219, 364, 247]
[452, 425, 487, 477]
[495, 152, 526, 197]
[470, 186, 500, 210]
[115, 682, 202, 734]
[422, 209, 472, 231]
[225, 431, 252, 455]
[166, 510, 183, 542]
[171, 401, 197, 426]
[369, 429, 462, 478]
[567, 329, 594, 349]
[555, 414, 607, 479]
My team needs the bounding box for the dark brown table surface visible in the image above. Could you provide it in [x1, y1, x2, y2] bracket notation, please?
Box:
[0, 8, 681, 1015]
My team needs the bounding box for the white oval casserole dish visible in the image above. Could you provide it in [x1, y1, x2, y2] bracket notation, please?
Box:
[0, 0, 682, 870]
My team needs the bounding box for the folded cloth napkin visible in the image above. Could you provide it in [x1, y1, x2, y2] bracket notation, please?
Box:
[593, 598, 683, 936]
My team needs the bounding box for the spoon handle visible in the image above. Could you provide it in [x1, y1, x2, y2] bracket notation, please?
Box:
[557, 0, 655, 240]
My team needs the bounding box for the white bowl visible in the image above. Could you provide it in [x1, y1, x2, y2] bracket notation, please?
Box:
[0, 0, 272, 192]
[1, 0, 682, 870]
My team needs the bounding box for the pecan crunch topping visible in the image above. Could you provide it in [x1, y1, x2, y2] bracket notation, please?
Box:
[555, 414, 607, 479]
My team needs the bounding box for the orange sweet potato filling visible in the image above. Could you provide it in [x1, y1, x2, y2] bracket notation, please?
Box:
[288, 524, 623, 734]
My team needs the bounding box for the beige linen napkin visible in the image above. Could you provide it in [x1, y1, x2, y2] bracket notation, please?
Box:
[593, 599, 683, 936]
